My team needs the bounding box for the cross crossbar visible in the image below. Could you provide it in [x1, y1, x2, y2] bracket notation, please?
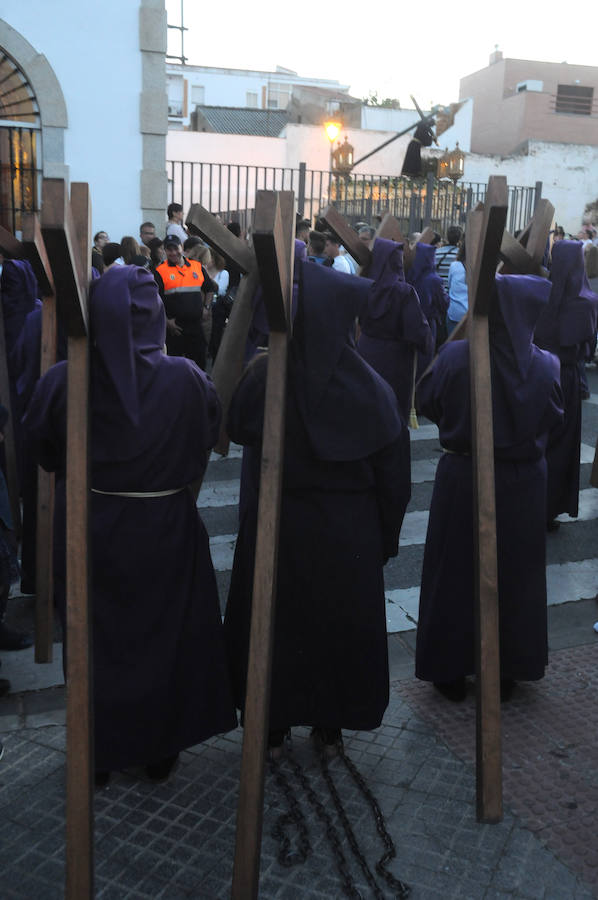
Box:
[186, 204, 255, 274]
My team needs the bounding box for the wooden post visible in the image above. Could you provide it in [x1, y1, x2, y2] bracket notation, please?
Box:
[185, 204, 259, 455]
[22, 215, 58, 663]
[0, 220, 58, 660]
[230, 190, 294, 899]
[41, 178, 93, 899]
[465, 176, 508, 824]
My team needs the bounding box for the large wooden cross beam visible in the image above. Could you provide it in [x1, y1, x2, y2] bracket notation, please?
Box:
[466, 175, 508, 823]
[185, 205, 260, 456]
[0, 216, 58, 662]
[320, 205, 435, 275]
[228, 190, 295, 898]
[444, 198, 555, 346]
[41, 178, 93, 898]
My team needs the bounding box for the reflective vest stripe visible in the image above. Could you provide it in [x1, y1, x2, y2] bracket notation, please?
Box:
[156, 259, 205, 291]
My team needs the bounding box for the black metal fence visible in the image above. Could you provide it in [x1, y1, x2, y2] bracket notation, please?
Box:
[0, 125, 40, 234]
[167, 160, 542, 238]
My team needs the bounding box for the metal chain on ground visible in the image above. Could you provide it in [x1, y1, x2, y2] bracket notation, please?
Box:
[268, 755, 311, 868]
[338, 744, 411, 899]
[285, 749, 363, 899]
[316, 746, 387, 900]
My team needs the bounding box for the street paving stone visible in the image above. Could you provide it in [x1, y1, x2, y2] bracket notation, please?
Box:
[1, 677, 597, 899]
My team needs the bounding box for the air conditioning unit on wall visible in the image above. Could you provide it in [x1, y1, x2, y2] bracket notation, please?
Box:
[516, 80, 544, 93]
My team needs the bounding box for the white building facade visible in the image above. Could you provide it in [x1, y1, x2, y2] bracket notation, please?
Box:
[1, 1, 168, 242]
[166, 63, 350, 130]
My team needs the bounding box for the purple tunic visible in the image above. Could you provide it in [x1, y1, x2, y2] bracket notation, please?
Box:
[25, 266, 236, 770]
[357, 238, 433, 421]
[407, 243, 449, 376]
[1, 259, 39, 488]
[416, 275, 564, 683]
[225, 261, 411, 731]
[534, 240, 598, 520]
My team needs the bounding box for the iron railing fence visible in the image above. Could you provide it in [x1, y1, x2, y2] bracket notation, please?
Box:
[0, 124, 41, 235]
[167, 160, 542, 239]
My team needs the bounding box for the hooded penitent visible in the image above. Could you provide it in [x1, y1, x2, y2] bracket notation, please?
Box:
[533, 239, 598, 521]
[25, 264, 236, 771]
[534, 239, 598, 357]
[1, 259, 38, 354]
[225, 258, 411, 733]
[357, 237, 433, 420]
[290, 259, 403, 461]
[407, 242, 448, 328]
[415, 274, 563, 685]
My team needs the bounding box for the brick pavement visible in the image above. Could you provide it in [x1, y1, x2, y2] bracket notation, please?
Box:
[397, 642, 598, 896]
[1, 671, 596, 899]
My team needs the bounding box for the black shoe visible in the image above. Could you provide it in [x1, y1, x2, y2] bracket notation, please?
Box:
[19, 576, 36, 596]
[145, 754, 179, 783]
[268, 728, 289, 761]
[0, 679, 9, 698]
[433, 678, 467, 702]
[547, 520, 560, 532]
[311, 726, 343, 758]
[94, 771, 110, 788]
[0, 624, 34, 651]
[500, 678, 517, 702]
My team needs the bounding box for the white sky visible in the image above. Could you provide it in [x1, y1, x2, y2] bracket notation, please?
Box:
[166, 0, 596, 109]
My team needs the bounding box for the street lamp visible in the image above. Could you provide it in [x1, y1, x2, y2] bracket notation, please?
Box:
[324, 120, 342, 144]
[324, 120, 342, 175]
[436, 143, 465, 183]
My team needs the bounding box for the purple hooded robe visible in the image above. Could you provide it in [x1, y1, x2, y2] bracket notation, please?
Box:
[25, 265, 236, 771]
[357, 238, 433, 422]
[224, 261, 411, 732]
[533, 240, 598, 520]
[1, 259, 39, 487]
[415, 275, 564, 684]
[407, 243, 449, 376]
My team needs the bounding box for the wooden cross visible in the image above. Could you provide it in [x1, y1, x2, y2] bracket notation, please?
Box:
[465, 175, 508, 823]
[320, 205, 435, 275]
[445, 198, 555, 345]
[41, 178, 93, 898]
[230, 190, 294, 898]
[185, 205, 260, 456]
[0, 216, 58, 663]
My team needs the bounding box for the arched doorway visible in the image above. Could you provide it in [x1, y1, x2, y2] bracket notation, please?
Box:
[0, 48, 41, 234]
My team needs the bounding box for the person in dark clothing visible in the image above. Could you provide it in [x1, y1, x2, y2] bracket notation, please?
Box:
[24, 265, 237, 784]
[407, 242, 449, 367]
[533, 240, 598, 527]
[415, 274, 564, 701]
[154, 234, 217, 370]
[224, 261, 411, 754]
[357, 237, 433, 423]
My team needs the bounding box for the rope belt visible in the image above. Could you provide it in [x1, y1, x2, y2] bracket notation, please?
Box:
[91, 487, 186, 499]
[442, 447, 470, 456]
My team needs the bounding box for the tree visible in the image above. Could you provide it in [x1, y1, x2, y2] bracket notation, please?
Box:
[362, 92, 401, 109]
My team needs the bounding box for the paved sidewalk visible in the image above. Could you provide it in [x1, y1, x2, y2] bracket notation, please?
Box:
[1, 601, 597, 899]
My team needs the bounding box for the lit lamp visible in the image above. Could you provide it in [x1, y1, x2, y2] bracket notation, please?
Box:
[437, 142, 465, 183]
[332, 136, 354, 177]
[324, 120, 342, 177]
